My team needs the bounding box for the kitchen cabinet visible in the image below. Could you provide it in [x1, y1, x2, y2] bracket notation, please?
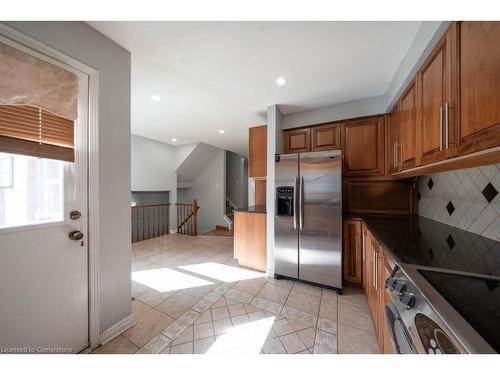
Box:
[343, 116, 385, 176]
[343, 219, 363, 285]
[283, 122, 341, 154]
[249, 125, 267, 178]
[311, 123, 341, 151]
[399, 81, 417, 170]
[283, 127, 311, 153]
[389, 81, 417, 174]
[234, 211, 267, 272]
[416, 28, 454, 166]
[363, 226, 391, 353]
[455, 21, 500, 155]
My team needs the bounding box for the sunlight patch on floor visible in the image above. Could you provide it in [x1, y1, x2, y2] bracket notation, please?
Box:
[131, 268, 213, 292]
[206, 316, 275, 354]
[178, 262, 265, 282]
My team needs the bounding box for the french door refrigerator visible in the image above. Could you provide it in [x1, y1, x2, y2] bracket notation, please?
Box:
[274, 150, 342, 291]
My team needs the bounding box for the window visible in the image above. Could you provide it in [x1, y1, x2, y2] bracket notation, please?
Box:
[0, 154, 13, 188]
[0, 152, 65, 229]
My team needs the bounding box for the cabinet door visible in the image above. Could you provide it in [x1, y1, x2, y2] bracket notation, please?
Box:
[400, 82, 417, 170]
[417, 30, 452, 165]
[311, 123, 341, 151]
[388, 105, 401, 174]
[283, 128, 311, 154]
[249, 125, 267, 178]
[363, 228, 373, 310]
[343, 116, 385, 176]
[342, 219, 363, 285]
[456, 21, 500, 155]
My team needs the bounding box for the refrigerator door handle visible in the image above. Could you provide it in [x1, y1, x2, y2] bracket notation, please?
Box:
[293, 177, 299, 230]
[299, 176, 304, 230]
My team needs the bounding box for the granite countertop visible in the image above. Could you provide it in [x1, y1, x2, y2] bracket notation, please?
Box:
[347, 214, 500, 278]
[233, 205, 267, 214]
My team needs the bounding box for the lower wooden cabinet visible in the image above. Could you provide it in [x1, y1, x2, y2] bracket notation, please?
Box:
[234, 211, 267, 272]
[343, 219, 363, 285]
[362, 224, 393, 354]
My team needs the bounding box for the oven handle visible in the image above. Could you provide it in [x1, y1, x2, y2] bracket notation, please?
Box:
[384, 303, 414, 354]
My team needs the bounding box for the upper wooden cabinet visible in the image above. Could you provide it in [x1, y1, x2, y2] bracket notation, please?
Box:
[311, 123, 341, 151]
[416, 28, 453, 166]
[283, 122, 341, 154]
[399, 82, 417, 170]
[249, 125, 267, 179]
[283, 127, 310, 153]
[343, 219, 363, 285]
[343, 116, 385, 176]
[455, 21, 500, 155]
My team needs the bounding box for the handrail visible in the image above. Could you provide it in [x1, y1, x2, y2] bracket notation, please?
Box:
[131, 203, 170, 242]
[133, 203, 171, 208]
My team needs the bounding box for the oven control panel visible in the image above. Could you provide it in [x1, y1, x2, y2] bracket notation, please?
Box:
[414, 313, 459, 354]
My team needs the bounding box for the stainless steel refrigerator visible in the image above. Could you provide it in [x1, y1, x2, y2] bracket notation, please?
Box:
[274, 150, 342, 291]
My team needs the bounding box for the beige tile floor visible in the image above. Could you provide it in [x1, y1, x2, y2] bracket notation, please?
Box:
[92, 234, 378, 354]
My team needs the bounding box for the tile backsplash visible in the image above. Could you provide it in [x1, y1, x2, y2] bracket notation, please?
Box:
[418, 164, 500, 241]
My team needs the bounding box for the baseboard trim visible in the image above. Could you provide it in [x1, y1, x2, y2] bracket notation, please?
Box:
[216, 225, 230, 230]
[99, 314, 136, 345]
[169, 229, 177, 234]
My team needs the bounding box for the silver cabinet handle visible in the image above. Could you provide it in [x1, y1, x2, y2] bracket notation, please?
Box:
[393, 143, 397, 168]
[444, 102, 449, 149]
[399, 142, 402, 167]
[293, 177, 299, 230]
[375, 251, 378, 290]
[362, 232, 366, 261]
[372, 250, 377, 289]
[439, 106, 443, 151]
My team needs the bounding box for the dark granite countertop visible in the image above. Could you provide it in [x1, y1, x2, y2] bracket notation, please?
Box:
[346, 214, 500, 278]
[233, 205, 267, 214]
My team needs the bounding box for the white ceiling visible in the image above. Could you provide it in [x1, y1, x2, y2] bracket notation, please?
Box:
[88, 21, 422, 155]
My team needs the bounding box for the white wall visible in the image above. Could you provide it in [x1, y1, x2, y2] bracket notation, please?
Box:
[131, 134, 177, 231]
[182, 150, 227, 234]
[281, 21, 449, 130]
[3, 21, 132, 336]
[266, 105, 282, 276]
[282, 95, 386, 129]
[226, 151, 248, 209]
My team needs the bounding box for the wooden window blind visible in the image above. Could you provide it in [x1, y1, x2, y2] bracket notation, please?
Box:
[0, 105, 74, 162]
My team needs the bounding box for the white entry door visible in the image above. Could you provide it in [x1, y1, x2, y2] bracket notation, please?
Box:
[0, 42, 89, 353]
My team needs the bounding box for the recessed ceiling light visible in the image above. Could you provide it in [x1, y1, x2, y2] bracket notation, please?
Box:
[152, 95, 161, 102]
[276, 77, 286, 86]
[219, 130, 225, 134]
[171, 138, 177, 142]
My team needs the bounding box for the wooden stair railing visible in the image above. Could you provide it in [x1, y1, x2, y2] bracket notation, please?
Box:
[131, 203, 170, 243]
[176, 199, 199, 236]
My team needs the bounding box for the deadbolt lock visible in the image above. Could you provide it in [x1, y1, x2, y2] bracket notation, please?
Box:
[70, 210, 82, 220]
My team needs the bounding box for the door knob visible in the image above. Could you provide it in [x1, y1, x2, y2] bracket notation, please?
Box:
[68, 230, 84, 241]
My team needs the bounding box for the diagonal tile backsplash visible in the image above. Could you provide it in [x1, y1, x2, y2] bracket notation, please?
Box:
[418, 164, 500, 241]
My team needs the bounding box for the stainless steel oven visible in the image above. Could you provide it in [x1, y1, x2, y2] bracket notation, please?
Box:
[384, 264, 498, 354]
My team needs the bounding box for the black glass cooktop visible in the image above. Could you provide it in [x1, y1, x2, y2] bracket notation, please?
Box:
[419, 269, 500, 353]
[359, 215, 500, 278]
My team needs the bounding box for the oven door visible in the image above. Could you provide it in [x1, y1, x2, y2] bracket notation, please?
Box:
[385, 303, 417, 354]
